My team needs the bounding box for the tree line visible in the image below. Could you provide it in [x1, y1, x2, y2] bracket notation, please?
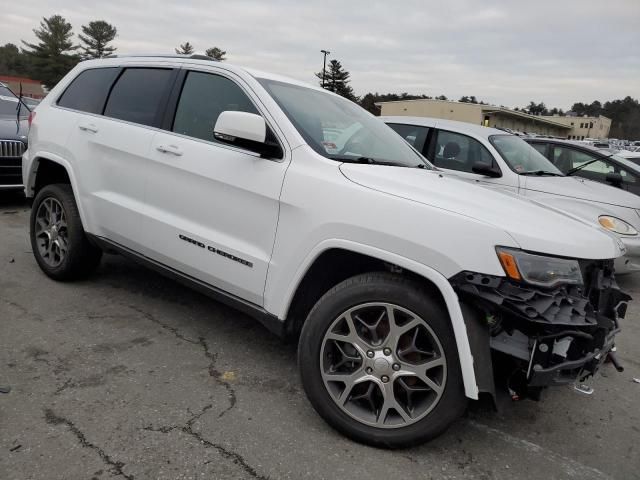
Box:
[0, 14, 227, 90]
[1, 16, 638, 139]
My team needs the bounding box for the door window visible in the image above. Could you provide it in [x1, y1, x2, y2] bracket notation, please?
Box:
[433, 130, 494, 173]
[172, 71, 258, 143]
[57, 68, 120, 114]
[104, 68, 174, 127]
[530, 142, 550, 159]
[386, 123, 430, 153]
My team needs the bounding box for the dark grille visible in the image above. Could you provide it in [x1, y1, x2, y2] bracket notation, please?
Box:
[0, 140, 25, 185]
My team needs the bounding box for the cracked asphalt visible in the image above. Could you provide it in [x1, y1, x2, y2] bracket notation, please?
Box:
[1, 191, 639, 480]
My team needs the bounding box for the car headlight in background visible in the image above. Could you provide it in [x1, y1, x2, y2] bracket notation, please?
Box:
[496, 247, 583, 288]
[598, 216, 638, 236]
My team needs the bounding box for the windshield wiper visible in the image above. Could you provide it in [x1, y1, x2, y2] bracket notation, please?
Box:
[329, 155, 423, 168]
[520, 170, 564, 176]
[566, 153, 616, 176]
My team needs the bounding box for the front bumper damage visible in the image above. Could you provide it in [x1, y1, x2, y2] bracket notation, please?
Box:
[451, 259, 631, 400]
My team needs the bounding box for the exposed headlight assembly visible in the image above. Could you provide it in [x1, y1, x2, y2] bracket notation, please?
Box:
[598, 215, 638, 236]
[496, 247, 583, 288]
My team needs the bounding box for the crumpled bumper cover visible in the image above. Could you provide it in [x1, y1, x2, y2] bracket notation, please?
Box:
[450, 259, 631, 388]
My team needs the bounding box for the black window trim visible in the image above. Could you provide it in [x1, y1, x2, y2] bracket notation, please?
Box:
[432, 128, 502, 177]
[160, 66, 286, 161]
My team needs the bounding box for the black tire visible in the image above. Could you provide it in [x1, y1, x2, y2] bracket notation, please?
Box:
[298, 272, 467, 448]
[30, 183, 102, 280]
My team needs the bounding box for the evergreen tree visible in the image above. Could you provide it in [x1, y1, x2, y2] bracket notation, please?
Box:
[315, 59, 357, 102]
[79, 20, 117, 59]
[175, 42, 194, 55]
[0, 43, 32, 76]
[205, 47, 226, 61]
[22, 15, 79, 89]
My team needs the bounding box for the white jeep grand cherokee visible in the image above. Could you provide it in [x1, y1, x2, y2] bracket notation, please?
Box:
[23, 55, 630, 448]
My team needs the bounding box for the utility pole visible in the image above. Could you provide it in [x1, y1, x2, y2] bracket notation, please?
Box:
[320, 49, 330, 88]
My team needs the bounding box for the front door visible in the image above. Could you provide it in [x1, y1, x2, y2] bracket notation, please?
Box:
[142, 69, 289, 305]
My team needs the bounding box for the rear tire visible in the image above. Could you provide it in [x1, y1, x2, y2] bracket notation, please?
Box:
[298, 272, 466, 448]
[30, 183, 102, 280]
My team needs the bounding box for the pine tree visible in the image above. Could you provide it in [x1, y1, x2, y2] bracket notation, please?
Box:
[205, 47, 226, 61]
[79, 20, 117, 59]
[315, 59, 358, 102]
[22, 15, 79, 89]
[175, 42, 194, 55]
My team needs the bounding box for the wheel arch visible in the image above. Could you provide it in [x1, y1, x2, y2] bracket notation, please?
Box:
[276, 240, 479, 399]
[26, 152, 89, 228]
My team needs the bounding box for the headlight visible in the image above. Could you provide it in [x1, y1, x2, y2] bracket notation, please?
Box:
[598, 216, 638, 236]
[496, 247, 583, 288]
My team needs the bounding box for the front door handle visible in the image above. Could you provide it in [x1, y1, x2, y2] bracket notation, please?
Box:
[78, 123, 98, 133]
[156, 144, 183, 156]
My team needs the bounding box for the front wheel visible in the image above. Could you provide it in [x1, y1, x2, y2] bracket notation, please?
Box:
[298, 272, 466, 448]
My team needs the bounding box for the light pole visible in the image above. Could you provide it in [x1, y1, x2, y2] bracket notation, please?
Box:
[320, 49, 330, 88]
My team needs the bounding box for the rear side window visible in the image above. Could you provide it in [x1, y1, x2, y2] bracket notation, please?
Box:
[57, 68, 119, 114]
[172, 71, 258, 142]
[387, 123, 430, 153]
[104, 68, 173, 127]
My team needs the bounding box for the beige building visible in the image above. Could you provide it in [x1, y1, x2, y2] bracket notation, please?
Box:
[376, 99, 575, 138]
[539, 114, 611, 140]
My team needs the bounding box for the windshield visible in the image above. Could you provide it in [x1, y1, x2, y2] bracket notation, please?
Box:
[0, 85, 30, 118]
[258, 79, 430, 168]
[490, 135, 563, 175]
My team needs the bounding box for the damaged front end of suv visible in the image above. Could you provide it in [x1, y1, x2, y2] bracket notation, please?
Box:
[452, 247, 631, 402]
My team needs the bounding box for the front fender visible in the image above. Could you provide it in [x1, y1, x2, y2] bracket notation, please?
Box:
[266, 238, 481, 400]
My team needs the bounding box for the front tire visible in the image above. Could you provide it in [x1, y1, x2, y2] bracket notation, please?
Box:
[298, 272, 466, 448]
[30, 183, 102, 280]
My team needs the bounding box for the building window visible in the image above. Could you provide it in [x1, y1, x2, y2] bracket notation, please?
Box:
[571, 122, 574, 126]
[589, 122, 593, 128]
[580, 123, 584, 128]
[581, 136, 585, 140]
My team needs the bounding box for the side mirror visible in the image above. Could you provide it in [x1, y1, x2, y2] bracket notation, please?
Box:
[214, 111, 282, 159]
[472, 161, 501, 178]
[605, 172, 623, 187]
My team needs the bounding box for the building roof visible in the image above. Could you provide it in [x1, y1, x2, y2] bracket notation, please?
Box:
[375, 98, 571, 130]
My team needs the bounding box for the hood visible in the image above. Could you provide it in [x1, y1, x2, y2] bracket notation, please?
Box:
[522, 175, 640, 209]
[340, 164, 623, 260]
[0, 116, 29, 142]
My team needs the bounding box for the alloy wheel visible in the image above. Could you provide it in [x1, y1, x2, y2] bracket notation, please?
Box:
[320, 302, 447, 428]
[34, 197, 68, 268]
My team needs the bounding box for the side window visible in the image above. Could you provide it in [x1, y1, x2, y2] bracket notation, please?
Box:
[104, 68, 174, 127]
[386, 123, 429, 153]
[552, 146, 615, 179]
[57, 68, 120, 114]
[433, 130, 494, 173]
[530, 142, 550, 159]
[172, 71, 258, 143]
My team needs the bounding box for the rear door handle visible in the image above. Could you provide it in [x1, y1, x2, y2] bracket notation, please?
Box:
[156, 144, 183, 156]
[78, 123, 98, 133]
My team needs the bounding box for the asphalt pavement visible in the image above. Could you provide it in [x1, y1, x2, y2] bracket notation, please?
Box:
[1, 191, 639, 480]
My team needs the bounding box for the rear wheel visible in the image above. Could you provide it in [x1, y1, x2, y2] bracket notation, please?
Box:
[30, 184, 102, 280]
[298, 272, 466, 448]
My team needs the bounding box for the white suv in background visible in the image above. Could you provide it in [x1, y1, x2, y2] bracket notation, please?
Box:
[23, 55, 630, 447]
[383, 116, 640, 274]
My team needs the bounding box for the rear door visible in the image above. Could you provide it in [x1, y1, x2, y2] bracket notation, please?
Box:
[64, 66, 177, 250]
[142, 67, 289, 305]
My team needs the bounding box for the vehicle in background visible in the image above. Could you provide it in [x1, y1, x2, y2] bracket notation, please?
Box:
[22, 55, 630, 447]
[0, 82, 30, 189]
[383, 116, 640, 274]
[525, 138, 640, 196]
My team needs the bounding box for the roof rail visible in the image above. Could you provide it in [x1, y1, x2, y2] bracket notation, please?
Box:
[104, 53, 217, 61]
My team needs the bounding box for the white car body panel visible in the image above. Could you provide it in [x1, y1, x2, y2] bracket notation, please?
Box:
[23, 58, 627, 401]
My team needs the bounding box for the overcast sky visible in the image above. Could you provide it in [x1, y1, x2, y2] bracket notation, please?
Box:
[2, 0, 638, 109]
